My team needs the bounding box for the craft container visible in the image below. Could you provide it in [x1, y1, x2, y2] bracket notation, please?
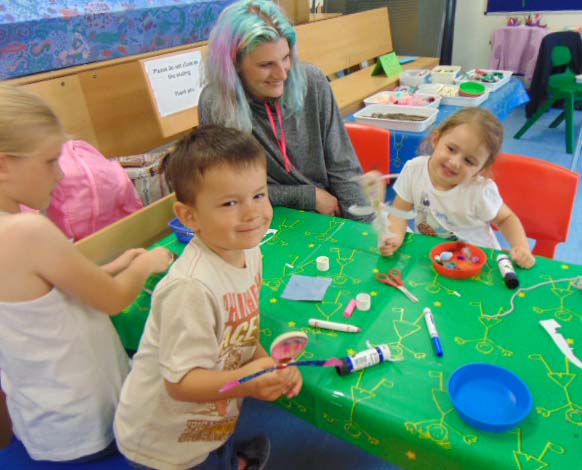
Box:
[354, 104, 438, 132]
[416, 83, 444, 95]
[364, 91, 441, 108]
[399, 69, 430, 87]
[169, 217, 195, 243]
[431, 242, 487, 279]
[438, 85, 490, 107]
[431, 65, 462, 84]
[458, 81, 487, 97]
[464, 69, 513, 92]
[449, 363, 533, 432]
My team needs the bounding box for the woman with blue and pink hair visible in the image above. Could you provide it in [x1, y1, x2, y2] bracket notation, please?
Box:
[198, 0, 370, 220]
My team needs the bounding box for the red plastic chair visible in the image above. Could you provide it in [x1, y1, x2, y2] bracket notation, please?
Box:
[345, 122, 391, 175]
[492, 153, 579, 258]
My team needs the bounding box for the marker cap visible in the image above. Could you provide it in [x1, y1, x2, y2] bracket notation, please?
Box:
[335, 359, 352, 376]
[433, 337, 444, 357]
[316, 256, 330, 272]
[356, 293, 371, 311]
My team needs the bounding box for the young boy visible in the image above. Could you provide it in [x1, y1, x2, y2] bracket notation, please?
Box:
[114, 126, 303, 470]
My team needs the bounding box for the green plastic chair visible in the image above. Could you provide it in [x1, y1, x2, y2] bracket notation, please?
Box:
[515, 46, 582, 155]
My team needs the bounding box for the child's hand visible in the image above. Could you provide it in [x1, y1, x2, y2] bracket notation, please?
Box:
[245, 357, 287, 402]
[279, 366, 303, 398]
[115, 248, 147, 268]
[141, 247, 175, 273]
[511, 246, 536, 269]
[380, 234, 405, 256]
[101, 248, 147, 274]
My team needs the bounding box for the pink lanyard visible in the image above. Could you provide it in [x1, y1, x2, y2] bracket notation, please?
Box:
[265, 101, 293, 172]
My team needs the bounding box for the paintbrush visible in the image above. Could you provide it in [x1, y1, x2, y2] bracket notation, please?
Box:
[219, 358, 343, 393]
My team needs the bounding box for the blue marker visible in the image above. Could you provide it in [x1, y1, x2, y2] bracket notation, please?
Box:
[424, 308, 444, 357]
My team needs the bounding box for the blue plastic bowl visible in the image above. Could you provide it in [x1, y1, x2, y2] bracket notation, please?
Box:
[168, 217, 195, 243]
[448, 363, 533, 432]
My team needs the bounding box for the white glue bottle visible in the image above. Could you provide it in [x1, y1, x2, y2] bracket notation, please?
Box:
[497, 254, 519, 289]
[336, 344, 392, 376]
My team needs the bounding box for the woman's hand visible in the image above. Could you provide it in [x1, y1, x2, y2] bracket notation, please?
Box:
[315, 188, 340, 216]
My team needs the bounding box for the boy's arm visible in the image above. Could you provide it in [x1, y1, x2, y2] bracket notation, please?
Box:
[493, 203, 536, 268]
[164, 357, 289, 403]
[253, 342, 270, 360]
[380, 196, 414, 256]
[158, 273, 298, 403]
[26, 215, 173, 314]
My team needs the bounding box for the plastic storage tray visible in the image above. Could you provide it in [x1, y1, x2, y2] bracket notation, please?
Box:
[364, 91, 441, 108]
[354, 104, 439, 132]
[431, 65, 462, 84]
[417, 83, 444, 95]
[464, 69, 513, 92]
[439, 87, 490, 107]
[399, 69, 430, 87]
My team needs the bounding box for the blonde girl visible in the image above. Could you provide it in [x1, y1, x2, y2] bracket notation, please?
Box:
[381, 108, 535, 269]
[0, 84, 173, 462]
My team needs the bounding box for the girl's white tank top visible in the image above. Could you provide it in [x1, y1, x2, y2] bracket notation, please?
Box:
[0, 287, 130, 461]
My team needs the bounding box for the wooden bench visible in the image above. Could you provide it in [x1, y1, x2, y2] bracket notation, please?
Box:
[7, 7, 438, 158]
[6, 8, 439, 262]
[296, 7, 439, 116]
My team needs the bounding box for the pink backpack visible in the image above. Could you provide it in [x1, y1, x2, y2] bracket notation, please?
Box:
[47, 140, 143, 240]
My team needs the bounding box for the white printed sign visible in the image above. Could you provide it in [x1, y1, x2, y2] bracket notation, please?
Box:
[144, 50, 203, 117]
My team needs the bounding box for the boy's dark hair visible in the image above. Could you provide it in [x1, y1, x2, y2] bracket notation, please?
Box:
[161, 125, 266, 205]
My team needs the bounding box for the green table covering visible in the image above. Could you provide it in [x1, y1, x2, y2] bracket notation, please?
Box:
[113, 207, 582, 469]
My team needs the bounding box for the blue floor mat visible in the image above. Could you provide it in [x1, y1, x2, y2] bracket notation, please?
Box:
[0, 439, 130, 470]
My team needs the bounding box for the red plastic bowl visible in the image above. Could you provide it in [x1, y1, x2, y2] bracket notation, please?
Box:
[431, 242, 488, 279]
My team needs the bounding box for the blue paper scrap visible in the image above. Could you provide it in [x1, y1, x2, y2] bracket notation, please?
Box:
[399, 56, 418, 64]
[281, 275, 333, 301]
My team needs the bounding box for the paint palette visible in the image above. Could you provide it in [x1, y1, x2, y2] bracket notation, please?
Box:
[449, 363, 533, 432]
[270, 331, 309, 365]
[431, 242, 487, 279]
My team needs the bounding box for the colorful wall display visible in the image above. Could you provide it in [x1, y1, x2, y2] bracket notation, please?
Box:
[0, 0, 235, 79]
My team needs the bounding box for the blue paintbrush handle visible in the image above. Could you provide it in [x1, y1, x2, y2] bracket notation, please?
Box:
[238, 360, 332, 385]
[219, 358, 341, 392]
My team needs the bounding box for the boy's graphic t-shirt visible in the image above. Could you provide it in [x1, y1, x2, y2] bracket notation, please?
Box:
[394, 156, 503, 249]
[114, 237, 262, 470]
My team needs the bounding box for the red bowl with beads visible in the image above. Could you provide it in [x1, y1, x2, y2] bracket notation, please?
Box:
[431, 242, 488, 279]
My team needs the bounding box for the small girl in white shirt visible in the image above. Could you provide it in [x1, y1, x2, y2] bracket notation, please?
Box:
[381, 108, 535, 268]
[0, 84, 173, 463]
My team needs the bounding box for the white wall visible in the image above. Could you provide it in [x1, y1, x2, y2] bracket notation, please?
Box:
[453, 0, 582, 70]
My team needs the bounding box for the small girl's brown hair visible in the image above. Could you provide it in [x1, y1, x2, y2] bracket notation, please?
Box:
[423, 108, 504, 168]
[161, 125, 266, 206]
[0, 84, 64, 157]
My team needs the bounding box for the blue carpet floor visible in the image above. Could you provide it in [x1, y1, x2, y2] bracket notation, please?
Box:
[1, 104, 580, 470]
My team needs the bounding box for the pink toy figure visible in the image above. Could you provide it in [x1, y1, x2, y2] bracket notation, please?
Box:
[525, 13, 547, 28]
[507, 17, 521, 27]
